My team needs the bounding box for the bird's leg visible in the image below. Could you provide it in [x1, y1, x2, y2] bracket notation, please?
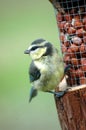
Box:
[46, 88, 69, 98]
[46, 64, 72, 98]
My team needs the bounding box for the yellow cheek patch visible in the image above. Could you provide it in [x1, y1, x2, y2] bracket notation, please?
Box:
[37, 48, 46, 56]
[31, 47, 47, 60]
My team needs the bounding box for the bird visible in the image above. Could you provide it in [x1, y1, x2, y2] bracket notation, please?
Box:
[24, 38, 70, 102]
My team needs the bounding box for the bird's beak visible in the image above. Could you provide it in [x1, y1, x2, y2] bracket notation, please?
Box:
[24, 49, 30, 54]
[29, 87, 38, 102]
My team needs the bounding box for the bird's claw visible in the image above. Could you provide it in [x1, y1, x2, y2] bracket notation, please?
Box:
[54, 88, 69, 98]
[46, 88, 70, 98]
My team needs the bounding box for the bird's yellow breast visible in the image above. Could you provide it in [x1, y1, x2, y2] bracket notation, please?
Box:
[33, 54, 64, 91]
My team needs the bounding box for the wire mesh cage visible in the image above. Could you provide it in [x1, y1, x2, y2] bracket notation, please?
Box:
[50, 0, 86, 86]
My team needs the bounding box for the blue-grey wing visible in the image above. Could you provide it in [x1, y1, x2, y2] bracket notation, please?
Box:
[29, 61, 41, 82]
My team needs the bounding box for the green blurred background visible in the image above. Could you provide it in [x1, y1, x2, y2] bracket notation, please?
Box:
[0, 0, 61, 130]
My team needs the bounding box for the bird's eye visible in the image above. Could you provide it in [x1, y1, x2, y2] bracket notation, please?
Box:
[31, 46, 38, 51]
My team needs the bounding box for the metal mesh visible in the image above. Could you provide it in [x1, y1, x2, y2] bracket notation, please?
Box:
[53, 0, 86, 86]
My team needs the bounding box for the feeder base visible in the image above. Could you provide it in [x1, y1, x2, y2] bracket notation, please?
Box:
[55, 85, 86, 130]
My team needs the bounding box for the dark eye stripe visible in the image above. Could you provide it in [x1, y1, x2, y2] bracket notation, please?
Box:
[31, 46, 44, 51]
[31, 46, 38, 51]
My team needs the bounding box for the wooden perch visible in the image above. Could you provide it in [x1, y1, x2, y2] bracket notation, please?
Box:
[55, 86, 86, 130]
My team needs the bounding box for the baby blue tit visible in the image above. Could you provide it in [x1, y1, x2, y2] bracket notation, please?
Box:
[24, 39, 69, 102]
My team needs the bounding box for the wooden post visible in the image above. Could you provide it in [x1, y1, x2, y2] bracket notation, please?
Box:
[55, 86, 86, 130]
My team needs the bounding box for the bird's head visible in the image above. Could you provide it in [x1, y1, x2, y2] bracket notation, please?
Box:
[24, 38, 53, 60]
